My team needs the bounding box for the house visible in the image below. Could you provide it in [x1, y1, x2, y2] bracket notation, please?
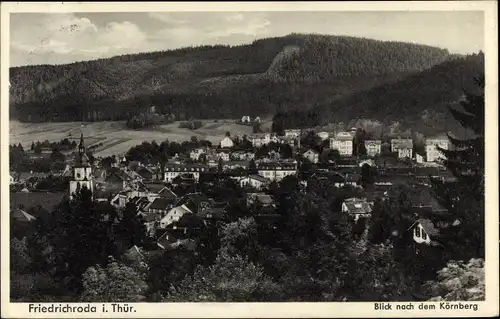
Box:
[231, 151, 255, 161]
[223, 160, 250, 171]
[157, 187, 178, 200]
[391, 138, 414, 158]
[136, 166, 154, 181]
[416, 151, 426, 164]
[407, 217, 460, 252]
[253, 116, 261, 123]
[110, 192, 129, 208]
[358, 159, 376, 168]
[164, 163, 208, 183]
[246, 193, 275, 209]
[241, 116, 251, 123]
[220, 136, 234, 148]
[426, 135, 449, 163]
[175, 192, 213, 215]
[159, 204, 193, 228]
[330, 132, 354, 156]
[302, 149, 320, 164]
[190, 148, 206, 161]
[239, 174, 271, 190]
[156, 231, 197, 251]
[341, 198, 373, 222]
[257, 160, 298, 182]
[317, 132, 330, 141]
[284, 129, 301, 138]
[148, 197, 177, 217]
[364, 140, 382, 157]
[309, 171, 347, 188]
[345, 173, 361, 187]
[250, 133, 273, 147]
[216, 149, 231, 162]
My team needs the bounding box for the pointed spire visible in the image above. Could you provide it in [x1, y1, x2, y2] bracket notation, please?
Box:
[79, 133, 85, 149]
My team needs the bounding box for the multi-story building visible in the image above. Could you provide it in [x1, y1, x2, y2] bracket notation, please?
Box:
[330, 132, 354, 156]
[364, 140, 382, 157]
[257, 160, 298, 182]
[391, 139, 414, 159]
[250, 133, 278, 147]
[164, 163, 208, 183]
[426, 135, 449, 163]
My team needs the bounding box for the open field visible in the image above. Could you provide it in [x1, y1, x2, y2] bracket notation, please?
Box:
[9, 119, 267, 157]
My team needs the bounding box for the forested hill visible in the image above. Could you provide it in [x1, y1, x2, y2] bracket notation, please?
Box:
[9, 33, 454, 122]
[315, 52, 485, 132]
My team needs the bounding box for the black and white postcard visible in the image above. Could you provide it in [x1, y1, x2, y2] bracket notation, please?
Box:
[1, 1, 498, 318]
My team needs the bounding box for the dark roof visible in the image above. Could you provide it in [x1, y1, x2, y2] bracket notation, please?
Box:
[144, 182, 166, 193]
[157, 187, 178, 200]
[149, 197, 175, 210]
[343, 198, 372, 214]
[247, 174, 271, 183]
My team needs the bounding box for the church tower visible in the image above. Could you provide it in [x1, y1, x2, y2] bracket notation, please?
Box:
[69, 133, 93, 199]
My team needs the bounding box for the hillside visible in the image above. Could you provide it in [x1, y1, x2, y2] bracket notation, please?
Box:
[315, 52, 485, 133]
[9, 34, 453, 123]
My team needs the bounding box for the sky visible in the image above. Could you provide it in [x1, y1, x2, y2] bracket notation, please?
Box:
[9, 11, 484, 67]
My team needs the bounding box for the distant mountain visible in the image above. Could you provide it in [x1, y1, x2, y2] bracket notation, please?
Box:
[9, 33, 455, 123]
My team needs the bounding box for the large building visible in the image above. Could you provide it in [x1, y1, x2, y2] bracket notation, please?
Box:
[164, 163, 208, 183]
[426, 135, 450, 163]
[330, 132, 354, 156]
[364, 140, 382, 157]
[391, 138, 413, 159]
[69, 134, 93, 200]
[257, 160, 298, 182]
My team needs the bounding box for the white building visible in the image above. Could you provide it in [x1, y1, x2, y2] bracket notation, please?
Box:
[159, 205, 193, 228]
[69, 134, 93, 200]
[364, 140, 382, 157]
[330, 132, 354, 156]
[220, 136, 234, 148]
[391, 139, 413, 159]
[284, 129, 301, 138]
[317, 132, 330, 141]
[257, 161, 298, 182]
[241, 116, 251, 123]
[426, 136, 449, 163]
[190, 148, 206, 161]
[341, 198, 373, 222]
[302, 149, 320, 163]
[164, 164, 208, 183]
[239, 175, 271, 190]
[250, 133, 275, 147]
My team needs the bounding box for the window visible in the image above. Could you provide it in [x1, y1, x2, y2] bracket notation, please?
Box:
[422, 231, 427, 240]
[415, 226, 421, 238]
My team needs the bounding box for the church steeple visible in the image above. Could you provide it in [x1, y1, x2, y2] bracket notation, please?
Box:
[79, 133, 85, 155]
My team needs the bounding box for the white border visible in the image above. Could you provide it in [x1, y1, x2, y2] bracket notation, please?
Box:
[1, 2, 498, 318]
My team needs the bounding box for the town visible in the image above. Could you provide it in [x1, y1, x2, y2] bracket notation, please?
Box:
[10, 104, 486, 302]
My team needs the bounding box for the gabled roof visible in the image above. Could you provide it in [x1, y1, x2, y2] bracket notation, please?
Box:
[343, 198, 372, 215]
[149, 197, 175, 210]
[391, 139, 413, 149]
[246, 174, 271, 184]
[158, 187, 178, 200]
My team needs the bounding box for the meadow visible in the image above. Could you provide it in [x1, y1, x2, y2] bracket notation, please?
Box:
[9, 119, 261, 157]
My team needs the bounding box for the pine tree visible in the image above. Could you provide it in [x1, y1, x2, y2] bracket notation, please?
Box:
[437, 74, 485, 197]
[433, 74, 485, 259]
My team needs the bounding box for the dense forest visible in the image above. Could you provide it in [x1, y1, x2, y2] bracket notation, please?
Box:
[10, 34, 455, 123]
